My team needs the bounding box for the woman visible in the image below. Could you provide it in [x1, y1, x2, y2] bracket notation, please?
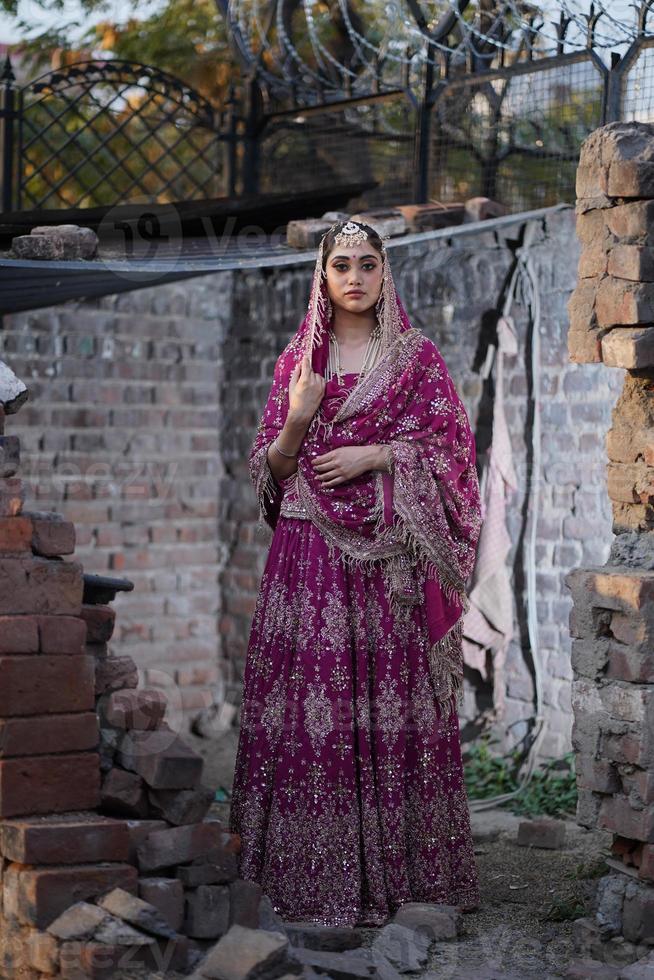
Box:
[228, 218, 483, 928]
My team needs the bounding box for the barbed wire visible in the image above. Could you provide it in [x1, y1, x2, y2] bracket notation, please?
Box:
[227, 0, 654, 97]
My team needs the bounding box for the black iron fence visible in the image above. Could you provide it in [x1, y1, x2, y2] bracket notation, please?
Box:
[1, 28, 654, 217]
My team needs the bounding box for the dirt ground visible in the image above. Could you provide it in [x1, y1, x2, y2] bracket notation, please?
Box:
[190, 728, 611, 979]
[114, 727, 612, 979]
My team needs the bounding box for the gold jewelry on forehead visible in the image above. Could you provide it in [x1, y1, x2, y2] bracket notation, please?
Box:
[333, 220, 369, 248]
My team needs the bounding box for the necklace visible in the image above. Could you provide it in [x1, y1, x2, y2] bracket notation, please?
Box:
[328, 323, 382, 385]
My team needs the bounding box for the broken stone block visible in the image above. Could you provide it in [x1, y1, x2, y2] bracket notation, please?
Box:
[124, 818, 167, 865]
[46, 901, 109, 941]
[102, 688, 167, 731]
[93, 915, 155, 946]
[97, 885, 178, 939]
[95, 656, 139, 696]
[189, 924, 291, 980]
[184, 884, 230, 939]
[79, 604, 116, 643]
[516, 818, 567, 849]
[286, 219, 333, 249]
[147, 782, 214, 826]
[136, 821, 223, 872]
[116, 724, 204, 790]
[175, 841, 238, 886]
[30, 224, 98, 259]
[605, 200, 654, 245]
[372, 922, 430, 973]
[10, 233, 65, 260]
[228, 878, 262, 929]
[290, 945, 375, 979]
[391, 901, 463, 940]
[101, 767, 149, 819]
[137, 877, 184, 932]
[0, 361, 28, 414]
[350, 208, 407, 238]
[602, 327, 654, 369]
[608, 244, 654, 282]
[596, 277, 654, 328]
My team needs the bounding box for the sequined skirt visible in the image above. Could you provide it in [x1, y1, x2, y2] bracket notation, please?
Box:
[228, 515, 481, 927]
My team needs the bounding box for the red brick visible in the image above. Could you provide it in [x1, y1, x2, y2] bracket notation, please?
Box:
[0, 654, 95, 716]
[0, 813, 129, 864]
[80, 604, 116, 643]
[184, 884, 230, 938]
[598, 794, 654, 842]
[0, 615, 39, 653]
[605, 199, 654, 242]
[0, 752, 100, 818]
[95, 656, 139, 696]
[0, 478, 25, 517]
[0, 711, 98, 758]
[101, 767, 149, 819]
[116, 725, 204, 791]
[124, 819, 167, 865]
[0, 556, 83, 615]
[228, 879, 263, 929]
[137, 878, 184, 932]
[36, 614, 87, 654]
[4, 861, 138, 928]
[102, 688, 167, 731]
[27, 512, 76, 557]
[595, 277, 654, 328]
[136, 821, 222, 872]
[0, 516, 32, 554]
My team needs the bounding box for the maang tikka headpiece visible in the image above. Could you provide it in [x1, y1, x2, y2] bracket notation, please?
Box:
[333, 220, 370, 248]
[302, 219, 400, 363]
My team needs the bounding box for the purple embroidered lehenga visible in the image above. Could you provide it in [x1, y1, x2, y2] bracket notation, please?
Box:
[228, 228, 482, 928]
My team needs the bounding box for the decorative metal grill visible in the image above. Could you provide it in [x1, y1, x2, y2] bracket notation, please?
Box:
[2, 59, 233, 212]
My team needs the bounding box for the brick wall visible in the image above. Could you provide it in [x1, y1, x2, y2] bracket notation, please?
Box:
[1, 205, 622, 750]
[564, 121, 654, 961]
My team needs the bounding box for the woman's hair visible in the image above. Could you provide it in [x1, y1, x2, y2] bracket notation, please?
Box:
[321, 220, 385, 271]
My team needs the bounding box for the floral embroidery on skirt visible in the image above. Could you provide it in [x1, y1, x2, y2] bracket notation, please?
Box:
[228, 515, 481, 928]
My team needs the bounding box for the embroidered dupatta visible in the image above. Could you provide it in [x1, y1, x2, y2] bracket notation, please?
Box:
[248, 233, 482, 718]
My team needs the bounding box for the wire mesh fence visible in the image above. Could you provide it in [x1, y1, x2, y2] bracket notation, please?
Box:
[1, 2, 654, 215]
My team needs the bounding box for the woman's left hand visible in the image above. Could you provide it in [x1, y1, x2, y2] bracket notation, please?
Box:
[311, 446, 375, 487]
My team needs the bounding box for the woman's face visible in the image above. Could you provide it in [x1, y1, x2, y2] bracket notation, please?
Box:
[324, 242, 384, 316]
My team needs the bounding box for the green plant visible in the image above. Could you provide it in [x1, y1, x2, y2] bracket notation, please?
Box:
[507, 752, 577, 819]
[463, 737, 578, 819]
[463, 733, 521, 799]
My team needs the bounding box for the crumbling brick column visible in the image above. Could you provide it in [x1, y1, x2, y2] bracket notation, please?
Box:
[566, 121, 654, 966]
[0, 359, 288, 978]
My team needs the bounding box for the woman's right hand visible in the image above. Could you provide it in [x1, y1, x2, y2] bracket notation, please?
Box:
[288, 352, 325, 423]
